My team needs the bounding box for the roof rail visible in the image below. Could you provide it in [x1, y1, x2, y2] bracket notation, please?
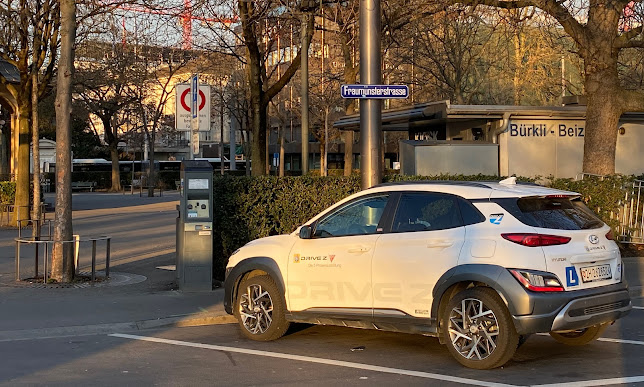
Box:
[373, 179, 541, 189]
[374, 180, 491, 189]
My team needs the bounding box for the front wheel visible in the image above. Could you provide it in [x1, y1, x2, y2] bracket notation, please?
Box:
[441, 287, 519, 369]
[549, 323, 609, 346]
[234, 274, 290, 341]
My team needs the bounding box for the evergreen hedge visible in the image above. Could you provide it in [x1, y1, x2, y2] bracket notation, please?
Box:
[0, 181, 15, 204]
[213, 173, 629, 279]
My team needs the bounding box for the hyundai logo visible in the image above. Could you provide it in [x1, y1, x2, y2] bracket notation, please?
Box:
[588, 235, 599, 244]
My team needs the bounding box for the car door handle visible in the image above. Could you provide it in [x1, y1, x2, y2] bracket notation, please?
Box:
[348, 246, 370, 253]
[427, 240, 454, 248]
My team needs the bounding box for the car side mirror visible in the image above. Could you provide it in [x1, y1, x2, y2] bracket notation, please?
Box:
[299, 225, 312, 239]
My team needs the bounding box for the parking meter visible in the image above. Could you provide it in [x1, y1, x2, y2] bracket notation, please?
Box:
[176, 160, 213, 291]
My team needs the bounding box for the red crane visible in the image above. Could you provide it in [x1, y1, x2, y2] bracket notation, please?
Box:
[118, 0, 236, 50]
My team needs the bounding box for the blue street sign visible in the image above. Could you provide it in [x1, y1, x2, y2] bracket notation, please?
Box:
[191, 74, 199, 119]
[341, 84, 409, 99]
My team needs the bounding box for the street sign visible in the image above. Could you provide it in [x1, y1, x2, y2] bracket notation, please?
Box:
[341, 84, 409, 99]
[175, 84, 210, 131]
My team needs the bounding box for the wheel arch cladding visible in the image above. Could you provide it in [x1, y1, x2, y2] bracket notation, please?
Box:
[224, 257, 286, 315]
[431, 264, 533, 320]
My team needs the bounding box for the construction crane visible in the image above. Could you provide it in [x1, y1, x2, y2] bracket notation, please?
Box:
[118, 0, 236, 50]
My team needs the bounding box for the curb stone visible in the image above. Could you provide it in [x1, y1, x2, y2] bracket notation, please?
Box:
[0, 312, 237, 342]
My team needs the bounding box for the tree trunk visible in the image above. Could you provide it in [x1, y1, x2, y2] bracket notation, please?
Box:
[13, 103, 30, 226]
[108, 142, 121, 192]
[343, 131, 353, 176]
[147, 124, 156, 198]
[51, 0, 75, 283]
[582, 69, 621, 175]
[278, 124, 285, 177]
[513, 31, 523, 105]
[32, 73, 41, 237]
[249, 91, 267, 177]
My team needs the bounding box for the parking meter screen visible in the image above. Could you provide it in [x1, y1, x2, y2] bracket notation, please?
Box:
[188, 178, 209, 190]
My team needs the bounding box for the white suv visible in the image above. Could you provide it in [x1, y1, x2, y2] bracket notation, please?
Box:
[223, 178, 632, 369]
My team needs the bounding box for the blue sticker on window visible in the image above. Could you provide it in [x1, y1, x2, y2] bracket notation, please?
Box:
[565, 266, 579, 287]
[489, 214, 504, 225]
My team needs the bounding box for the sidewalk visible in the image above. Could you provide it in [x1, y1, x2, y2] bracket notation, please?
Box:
[0, 192, 235, 342]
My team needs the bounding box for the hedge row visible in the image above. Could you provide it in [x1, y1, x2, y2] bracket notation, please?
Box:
[0, 181, 15, 204]
[211, 173, 634, 279]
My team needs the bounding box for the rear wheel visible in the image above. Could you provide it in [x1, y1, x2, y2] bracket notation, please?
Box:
[549, 323, 609, 346]
[234, 274, 290, 341]
[441, 287, 518, 369]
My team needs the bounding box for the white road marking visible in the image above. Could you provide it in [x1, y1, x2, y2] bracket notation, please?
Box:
[596, 337, 644, 346]
[109, 333, 514, 387]
[533, 376, 644, 387]
[110, 333, 644, 386]
[538, 333, 644, 346]
[633, 306, 644, 310]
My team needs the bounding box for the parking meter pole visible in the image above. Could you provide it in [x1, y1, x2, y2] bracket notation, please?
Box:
[176, 161, 213, 291]
[359, 0, 382, 190]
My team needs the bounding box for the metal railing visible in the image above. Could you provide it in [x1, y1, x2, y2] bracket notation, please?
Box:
[1, 204, 48, 227]
[619, 179, 644, 244]
[15, 236, 111, 283]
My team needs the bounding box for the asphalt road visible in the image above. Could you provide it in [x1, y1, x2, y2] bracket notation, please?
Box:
[1, 301, 643, 386]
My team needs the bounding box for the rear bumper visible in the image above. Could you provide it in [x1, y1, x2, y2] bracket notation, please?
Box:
[512, 282, 632, 334]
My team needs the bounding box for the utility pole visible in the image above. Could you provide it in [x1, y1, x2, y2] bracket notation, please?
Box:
[360, 0, 382, 189]
[300, 9, 311, 175]
[220, 79, 225, 175]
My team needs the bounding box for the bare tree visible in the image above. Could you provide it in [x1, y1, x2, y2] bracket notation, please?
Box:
[198, 0, 315, 175]
[128, 46, 193, 196]
[51, 0, 75, 282]
[458, 0, 644, 174]
[75, 40, 139, 191]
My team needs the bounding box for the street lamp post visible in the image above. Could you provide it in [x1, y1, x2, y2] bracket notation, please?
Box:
[360, 0, 382, 189]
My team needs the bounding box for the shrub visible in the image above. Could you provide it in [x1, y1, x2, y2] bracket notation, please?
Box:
[0, 181, 16, 204]
[211, 173, 632, 279]
[547, 175, 634, 232]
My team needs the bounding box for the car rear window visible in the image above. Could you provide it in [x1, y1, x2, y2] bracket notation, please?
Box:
[515, 197, 604, 230]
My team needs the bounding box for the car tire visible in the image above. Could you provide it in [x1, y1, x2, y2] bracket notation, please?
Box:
[441, 287, 519, 370]
[549, 323, 609, 346]
[234, 274, 290, 342]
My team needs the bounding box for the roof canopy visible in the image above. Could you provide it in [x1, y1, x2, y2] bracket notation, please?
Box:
[333, 100, 644, 132]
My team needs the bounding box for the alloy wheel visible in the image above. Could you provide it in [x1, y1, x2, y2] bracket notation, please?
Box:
[447, 297, 500, 360]
[239, 284, 274, 334]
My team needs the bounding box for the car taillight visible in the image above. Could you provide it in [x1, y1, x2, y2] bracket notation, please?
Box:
[501, 233, 571, 247]
[606, 229, 614, 241]
[509, 269, 564, 292]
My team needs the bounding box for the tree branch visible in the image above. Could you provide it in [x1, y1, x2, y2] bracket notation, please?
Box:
[456, 0, 587, 49]
[620, 89, 644, 112]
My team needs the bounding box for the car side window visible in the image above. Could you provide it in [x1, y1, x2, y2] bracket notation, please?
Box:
[314, 194, 389, 238]
[392, 193, 463, 232]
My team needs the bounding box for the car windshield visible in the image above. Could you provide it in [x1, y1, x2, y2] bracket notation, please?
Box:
[516, 197, 604, 230]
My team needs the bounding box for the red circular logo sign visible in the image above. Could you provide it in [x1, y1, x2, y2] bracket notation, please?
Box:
[180, 88, 206, 112]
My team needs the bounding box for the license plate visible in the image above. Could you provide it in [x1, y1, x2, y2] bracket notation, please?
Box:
[580, 264, 612, 283]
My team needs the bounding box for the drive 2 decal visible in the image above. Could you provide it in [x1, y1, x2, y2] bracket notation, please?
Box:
[489, 213, 504, 225]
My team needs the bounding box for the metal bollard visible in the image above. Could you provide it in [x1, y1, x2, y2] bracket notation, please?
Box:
[105, 238, 111, 278]
[15, 240, 20, 281]
[91, 239, 97, 282]
[43, 242, 48, 283]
